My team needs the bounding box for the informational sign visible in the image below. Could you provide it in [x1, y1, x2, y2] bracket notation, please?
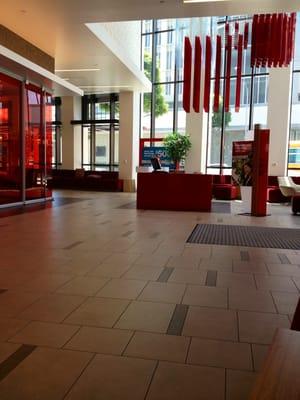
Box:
[141, 146, 174, 169]
[232, 140, 253, 186]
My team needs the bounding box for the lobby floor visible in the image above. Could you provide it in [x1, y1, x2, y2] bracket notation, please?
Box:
[0, 190, 299, 400]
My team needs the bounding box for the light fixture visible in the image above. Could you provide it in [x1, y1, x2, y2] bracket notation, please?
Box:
[55, 68, 101, 72]
[79, 85, 131, 88]
[183, 0, 228, 2]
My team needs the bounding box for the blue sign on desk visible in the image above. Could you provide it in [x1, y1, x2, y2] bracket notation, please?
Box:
[141, 146, 174, 168]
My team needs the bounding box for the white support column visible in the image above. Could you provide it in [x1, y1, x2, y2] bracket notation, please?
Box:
[61, 96, 82, 170]
[267, 66, 292, 176]
[119, 91, 140, 192]
[185, 67, 208, 173]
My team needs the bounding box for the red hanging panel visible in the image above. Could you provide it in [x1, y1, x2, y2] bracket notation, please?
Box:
[224, 34, 232, 113]
[203, 35, 212, 113]
[269, 13, 277, 67]
[183, 37, 192, 113]
[225, 23, 230, 49]
[251, 15, 258, 67]
[279, 14, 288, 66]
[275, 13, 283, 66]
[235, 34, 243, 112]
[193, 36, 202, 113]
[234, 22, 239, 50]
[290, 13, 297, 62]
[263, 14, 271, 67]
[244, 22, 249, 49]
[213, 35, 222, 113]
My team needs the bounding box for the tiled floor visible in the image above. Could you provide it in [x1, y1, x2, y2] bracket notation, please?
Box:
[0, 190, 299, 399]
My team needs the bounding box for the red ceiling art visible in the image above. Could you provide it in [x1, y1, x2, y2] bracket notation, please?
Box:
[183, 13, 297, 115]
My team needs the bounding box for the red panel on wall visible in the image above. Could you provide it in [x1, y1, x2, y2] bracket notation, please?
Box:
[183, 37, 192, 113]
[193, 36, 202, 113]
[251, 126, 270, 217]
[224, 35, 232, 113]
[244, 22, 249, 49]
[235, 34, 243, 112]
[213, 35, 222, 113]
[203, 36, 212, 113]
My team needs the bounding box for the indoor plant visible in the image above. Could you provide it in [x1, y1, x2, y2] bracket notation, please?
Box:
[163, 132, 192, 171]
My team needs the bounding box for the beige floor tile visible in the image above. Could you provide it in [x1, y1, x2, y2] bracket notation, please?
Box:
[229, 288, 276, 313]
[0, 342, 20, 363]
[115, 301, 175, 333]
[284, 254, 300, 264]
[232, 261, 269, 274]
[0, 318, 29, 341]
[226, 369, 258, 400]
[293, 277, 300, 291]
[65, 326, 133, 355]
[65, 353, 156, 400]
[183, 285, 228, 308]
[125, 331, 190, 363]
[19, 294, 85, 323]
[134, 254, 170, 268]
[103, 252, 140, 266]
[238, 310, 290, 344]
[187, 337, 252, 370]
[18, 273, 75, 293]
[252, 344, 270, 371]
[166, 255, 200, 269]
[0, 291, 42, 318]
[255, 274, 298, 292]
[147, 361, 225, 400]
[56, 276, 109, 296]
[266, 263, 300, 277]
[65, 297, 130, 328]
[0, 347, 92, 400]
[271, 291, 299, 314]
[123, 266, 164, 281]
[199, 260, 233, 272]
[9, 321, 79, 348]
[168, 269, 206, 285]
[217, 272, 256, 289]
[87, 263, 132, 278]
[183, 306, 238, 341]
[96, 278, 147, 299]
[138, 282, 186, 304]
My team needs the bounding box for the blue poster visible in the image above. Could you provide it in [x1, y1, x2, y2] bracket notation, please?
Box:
[141, 146, 174, 168]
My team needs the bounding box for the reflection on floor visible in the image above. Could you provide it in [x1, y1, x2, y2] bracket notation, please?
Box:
[0, 190, 299, 399]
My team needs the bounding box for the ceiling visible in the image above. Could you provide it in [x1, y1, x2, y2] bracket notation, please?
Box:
[1, 0, 299, 95]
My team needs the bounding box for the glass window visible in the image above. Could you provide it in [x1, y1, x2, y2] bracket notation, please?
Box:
[288, 72, 300, 175]
[154, 83, 173, 137]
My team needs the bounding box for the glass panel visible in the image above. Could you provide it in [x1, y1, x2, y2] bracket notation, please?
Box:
[114, 126, 119, 165]
[45, 94, 52, 198]
[95, 102, 110, 119]
[0, 73, 22, 205]
[288, 72, 300, 174]
[154, 83, 173, 137]
[252, 75, 268, 128]
[155, 31, 176, 83]
[25, 85, 45, 200]
[177, 82, 186, 134]
[95, 126, 110, 166]
[157, 19, 176, 31]
[142, 20, 153, 34]
[82, 125, 91, 167]
[142, 92, 151, 138]
[294, 15, 300, 70]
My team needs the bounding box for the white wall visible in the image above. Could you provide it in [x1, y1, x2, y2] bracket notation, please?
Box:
[267, 66, 292, 176]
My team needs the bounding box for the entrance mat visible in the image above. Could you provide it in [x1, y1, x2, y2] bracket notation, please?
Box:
[186, 223, 300, 249]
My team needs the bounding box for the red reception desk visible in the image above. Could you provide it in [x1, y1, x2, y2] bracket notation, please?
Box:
[137, 172, 212, 211]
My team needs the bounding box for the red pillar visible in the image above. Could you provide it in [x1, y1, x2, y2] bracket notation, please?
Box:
[251, 124, 270, 216]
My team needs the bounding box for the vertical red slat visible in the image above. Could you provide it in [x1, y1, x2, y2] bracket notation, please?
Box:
[290, 13, 297, 63]
[257, 14, 265, 67]
[263, 14, 271, 67]
[225, 23, 230, 49]
[193, 36, 202, 113]
[183, 37, 192, 113]
[279, 14, 288, 67]
[235, 34, 243, 112]
[203, 36, 212, 113]
[224, 35, 232, 113]
[251, 15, 258, 67]
[234, 22, 239, 50]
[274, 14, 283, 67]
[286, 14, 293, 65]
[244, 22, 249, 49]
[213, 35, 222, 113]
[269, 14, 277, 67]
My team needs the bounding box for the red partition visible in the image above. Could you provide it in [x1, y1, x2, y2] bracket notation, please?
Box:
[193, 36, 202, 113]
[251, 125, 270, 216]
[183, 37, 192, 113]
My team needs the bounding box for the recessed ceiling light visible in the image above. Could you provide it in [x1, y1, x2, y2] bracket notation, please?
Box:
[55, 68, 101, 72]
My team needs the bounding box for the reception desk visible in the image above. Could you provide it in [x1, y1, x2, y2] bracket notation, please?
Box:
[137, 172, 212, 211]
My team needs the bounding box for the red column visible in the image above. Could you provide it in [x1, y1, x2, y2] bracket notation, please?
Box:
[251, 125, 270, 217]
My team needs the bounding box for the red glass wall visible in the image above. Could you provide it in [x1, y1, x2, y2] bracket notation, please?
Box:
[0, 72, 53, 206]
[0, 73, 22, 204]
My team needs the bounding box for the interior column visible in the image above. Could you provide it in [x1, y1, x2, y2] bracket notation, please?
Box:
[119, 91, 140, 192]
[61, 96, 82, 170]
